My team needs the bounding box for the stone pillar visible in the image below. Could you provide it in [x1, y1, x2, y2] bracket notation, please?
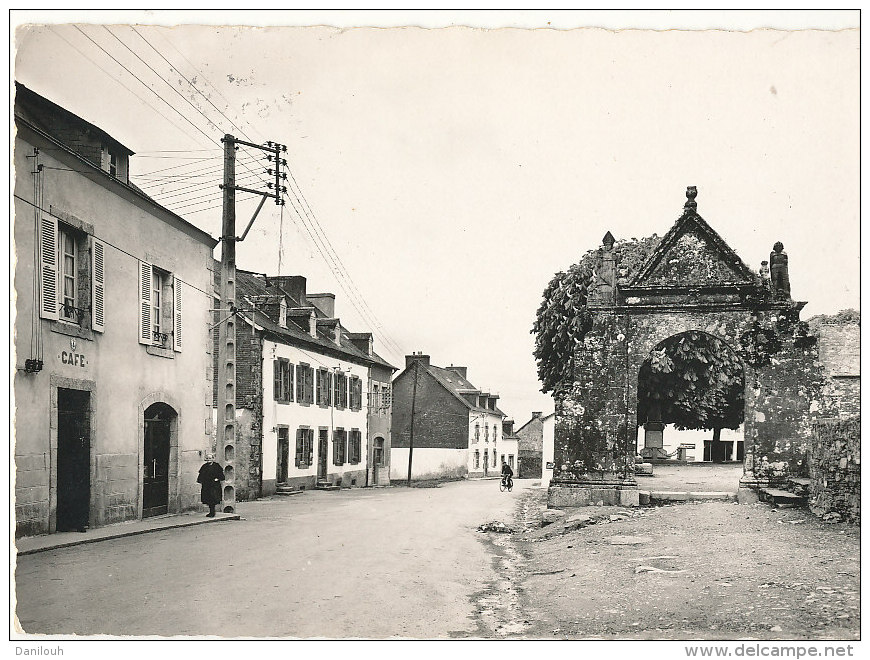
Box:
[548, 313, 639, 508]
[738, 323, 823, 503]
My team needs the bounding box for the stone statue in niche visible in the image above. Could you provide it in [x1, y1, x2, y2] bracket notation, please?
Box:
[769, 242, 791, 299]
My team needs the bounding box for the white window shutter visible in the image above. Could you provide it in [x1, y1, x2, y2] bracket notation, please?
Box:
[39, 214, 59, 321]
[138, 261, 152, 344]
[173, 277, 183, 352]
[91, 238, 106, 332]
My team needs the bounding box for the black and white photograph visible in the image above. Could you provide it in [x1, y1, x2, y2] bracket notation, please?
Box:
[8, 9, 860, 652]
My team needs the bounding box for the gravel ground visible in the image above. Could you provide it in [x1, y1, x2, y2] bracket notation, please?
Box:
[485, 488, 860, 640]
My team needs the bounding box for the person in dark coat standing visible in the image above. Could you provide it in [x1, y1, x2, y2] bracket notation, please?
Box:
[197, 453, 225, 517]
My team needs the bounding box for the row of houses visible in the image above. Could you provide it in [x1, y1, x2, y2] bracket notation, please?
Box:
[12, 83, 542, 538]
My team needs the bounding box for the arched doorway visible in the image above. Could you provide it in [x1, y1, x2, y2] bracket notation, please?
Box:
[143, 402, 177, 517]
[636, 330, 745, 489]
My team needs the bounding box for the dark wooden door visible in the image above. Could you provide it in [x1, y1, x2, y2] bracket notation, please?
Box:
[318, 429, 329, 480]
[277, 427, 289, 483]
[143, 407, 171, 517]
[56, 388, 90, 532]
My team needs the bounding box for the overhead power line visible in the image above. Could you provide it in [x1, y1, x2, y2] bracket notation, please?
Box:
[47, 26, 214, 151]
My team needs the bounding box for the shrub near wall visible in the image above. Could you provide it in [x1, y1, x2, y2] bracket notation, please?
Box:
[809, 417, 860, 524]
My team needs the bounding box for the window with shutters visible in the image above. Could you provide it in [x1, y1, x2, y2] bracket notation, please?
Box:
[304, 365, 314, 405]
[474, 450, 480, 469]
[349, 376, 362, 411]
[348, 430, 362, 465]
[316, 369, 331, 407]
[381, 384, 391, 412]
[138, 261, 182, 352]
[369, 382, 379, 414]
[474, 423, 479, 444]
[273, 358, 292, 403]
[332, 428, 347, 465]
[334, 372, 348, 410]
[296, 363, 314, 406]
[39, 217, 105, 334]
[295, 427, 314, 468]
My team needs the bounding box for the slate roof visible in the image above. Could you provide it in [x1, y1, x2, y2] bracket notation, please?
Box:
[235, 269, 396, 370]
[407, 362, 506, 417]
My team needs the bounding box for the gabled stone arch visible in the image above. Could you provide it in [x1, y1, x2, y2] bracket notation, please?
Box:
[549, 187, 826, 509]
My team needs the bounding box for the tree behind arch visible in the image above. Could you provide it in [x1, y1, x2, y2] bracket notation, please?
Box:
[638, 331, 744, 439]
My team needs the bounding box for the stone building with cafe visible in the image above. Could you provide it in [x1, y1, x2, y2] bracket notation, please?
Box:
[548, 187, 850, 508]
[13, 83, 217, 536]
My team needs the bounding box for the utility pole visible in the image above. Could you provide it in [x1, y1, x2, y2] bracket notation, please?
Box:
[407, 360, 418, 487]
[215, 134, 286, 513]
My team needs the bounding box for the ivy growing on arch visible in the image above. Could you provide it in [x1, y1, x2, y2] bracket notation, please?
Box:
[531, 235, 661, 394]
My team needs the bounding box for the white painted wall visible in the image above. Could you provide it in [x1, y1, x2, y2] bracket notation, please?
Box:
[390, 447, 468, 481]
[261, 339, 369, 483]
[497, 438, 519, 472]
[467, 410, 503, 476]
[637, 424, 744, 462]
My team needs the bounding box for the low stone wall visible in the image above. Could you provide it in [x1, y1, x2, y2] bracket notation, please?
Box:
[808, 417, 860, 524]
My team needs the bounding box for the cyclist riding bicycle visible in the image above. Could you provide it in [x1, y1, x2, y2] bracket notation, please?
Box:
[500, 460, 513, 489]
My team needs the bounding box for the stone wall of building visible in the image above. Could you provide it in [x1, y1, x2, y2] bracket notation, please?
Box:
[817, 323, 860, 418]
[392, 370, 467, 450]
[808, 417, 860, 524]
[518, 450, 542, 479]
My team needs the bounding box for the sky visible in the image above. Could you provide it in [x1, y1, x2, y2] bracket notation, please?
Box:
[11, 10, 860, 426]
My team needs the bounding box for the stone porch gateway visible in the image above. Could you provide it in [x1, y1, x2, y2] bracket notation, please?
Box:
[549, 188, 830, 508]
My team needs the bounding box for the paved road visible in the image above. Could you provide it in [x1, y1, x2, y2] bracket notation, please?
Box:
[15, 479, 527, 638]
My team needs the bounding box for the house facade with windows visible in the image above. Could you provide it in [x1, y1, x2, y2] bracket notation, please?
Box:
[13, 83, 217, 537]
[391, 354, 507, 481]
[345, 332, 396, 487]
[226, 270, 394, 497]
[498, 419, 520, 476]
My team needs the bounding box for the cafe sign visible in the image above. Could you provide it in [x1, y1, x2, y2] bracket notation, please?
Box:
[58, 338, 88, 368]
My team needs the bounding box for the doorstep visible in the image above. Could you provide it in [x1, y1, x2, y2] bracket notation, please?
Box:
[14, 510, 241, 556]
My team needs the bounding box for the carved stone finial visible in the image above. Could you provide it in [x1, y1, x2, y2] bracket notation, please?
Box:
[602, 231, 615, 251]
[684, 186, 698, 212]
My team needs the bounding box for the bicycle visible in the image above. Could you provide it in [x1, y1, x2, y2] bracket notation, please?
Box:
[499, 475, 513, 492]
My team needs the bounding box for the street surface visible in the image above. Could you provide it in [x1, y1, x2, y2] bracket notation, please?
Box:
[639, 463, 743, 492]
[15, 479, 520, 638]
[15, 475, 859, 640]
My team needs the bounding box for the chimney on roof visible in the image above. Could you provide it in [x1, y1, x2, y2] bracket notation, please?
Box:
[405, 353, 430, 370]
[307, 293, 335, 318]
[532, 411, 543, 420]
[446, 365, 467, 379]
[270, 276, 307, 305]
